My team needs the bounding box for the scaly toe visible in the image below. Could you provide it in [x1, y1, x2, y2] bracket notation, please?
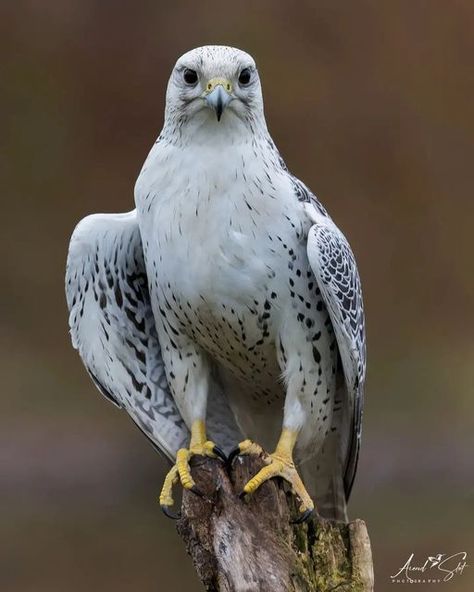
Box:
[177, 448, 196, 490]
[227, 439, 265, 469]
[159, 440, 224, 516]
[242, 458, 285, 495]
[240, 451, 316, 522]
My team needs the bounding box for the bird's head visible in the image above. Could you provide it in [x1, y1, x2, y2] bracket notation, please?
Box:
[164, 46, 265, 138]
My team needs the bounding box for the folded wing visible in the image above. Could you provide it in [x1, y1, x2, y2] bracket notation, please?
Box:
[305, 206, 366, 499]
[65, 210, 189, 459]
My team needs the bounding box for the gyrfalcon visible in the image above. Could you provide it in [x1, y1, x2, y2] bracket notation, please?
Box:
[66, 46, 366, 522]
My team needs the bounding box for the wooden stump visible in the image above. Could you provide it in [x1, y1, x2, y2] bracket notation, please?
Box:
[176, 454, 374, 592]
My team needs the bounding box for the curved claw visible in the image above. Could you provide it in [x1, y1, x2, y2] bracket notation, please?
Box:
[291, 507, 314, 525]
[189, 484, 205, 498]
[160, 504, 181, 520]
[227, 445, 242, 469]
[212, 445, 227, 463]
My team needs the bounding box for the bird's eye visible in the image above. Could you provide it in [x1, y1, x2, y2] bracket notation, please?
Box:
[238, 68, 252, 86]
[183, 68, 198, 85]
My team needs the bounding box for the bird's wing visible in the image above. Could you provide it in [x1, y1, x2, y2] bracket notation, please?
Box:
[304, 201, 366, 500]
[65, 210, 189, 460]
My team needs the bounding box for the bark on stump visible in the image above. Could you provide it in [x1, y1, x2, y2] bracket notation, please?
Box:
[176, 454, 374, 592]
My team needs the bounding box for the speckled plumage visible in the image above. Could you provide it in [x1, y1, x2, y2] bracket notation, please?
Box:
[66, 46, 366, 520]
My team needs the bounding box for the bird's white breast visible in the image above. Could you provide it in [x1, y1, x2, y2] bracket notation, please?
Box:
[136, 139, 307, 318]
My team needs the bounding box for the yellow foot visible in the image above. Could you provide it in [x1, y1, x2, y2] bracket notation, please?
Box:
[229, 432, 315, 523]
[159, 420, 226, 519]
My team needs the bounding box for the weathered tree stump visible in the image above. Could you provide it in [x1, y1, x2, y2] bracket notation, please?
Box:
[176, 453, 374, 592]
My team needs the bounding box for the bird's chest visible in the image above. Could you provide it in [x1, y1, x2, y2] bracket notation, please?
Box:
[137, 143, 307, 366]
[139, 164, 308, 369]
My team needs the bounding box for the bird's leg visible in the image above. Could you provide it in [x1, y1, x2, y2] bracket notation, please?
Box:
[159, 419, 226, 518]
[157, 339, 226, 517]
[230, 428, 315, 522]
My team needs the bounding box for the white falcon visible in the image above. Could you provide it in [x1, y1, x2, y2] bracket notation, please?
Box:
[66, 46, 366, 522]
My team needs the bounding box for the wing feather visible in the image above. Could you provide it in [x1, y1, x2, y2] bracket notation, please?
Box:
[65, 210, 189, 460]
[305, 205, 366, 499]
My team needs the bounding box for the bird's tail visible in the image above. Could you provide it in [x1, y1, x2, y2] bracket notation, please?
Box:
[299, 435, 348, 522]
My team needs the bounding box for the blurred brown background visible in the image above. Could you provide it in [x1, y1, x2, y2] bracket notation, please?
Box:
[1, 1, 473, 590]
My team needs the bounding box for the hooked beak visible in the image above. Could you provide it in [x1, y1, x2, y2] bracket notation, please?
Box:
[204, 78, 233, 122]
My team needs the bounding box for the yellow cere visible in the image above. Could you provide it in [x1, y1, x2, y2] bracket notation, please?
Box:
[206, 78, 233, 93]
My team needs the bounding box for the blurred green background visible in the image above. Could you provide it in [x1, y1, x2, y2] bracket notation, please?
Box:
[1, 1, 473, 590]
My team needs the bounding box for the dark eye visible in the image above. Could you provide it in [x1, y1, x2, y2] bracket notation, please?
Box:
[183, 68, 198, 85]
[238, 68, 252, 86]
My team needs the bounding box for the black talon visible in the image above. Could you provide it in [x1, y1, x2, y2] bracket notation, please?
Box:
[238, 490, 247, 500]
[291, 507, 314, 525]
[213, 445, 227, 463]
[160, 504, 181, 520]
[227, 445, 242, 469]
[190, 485, 205, 498]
